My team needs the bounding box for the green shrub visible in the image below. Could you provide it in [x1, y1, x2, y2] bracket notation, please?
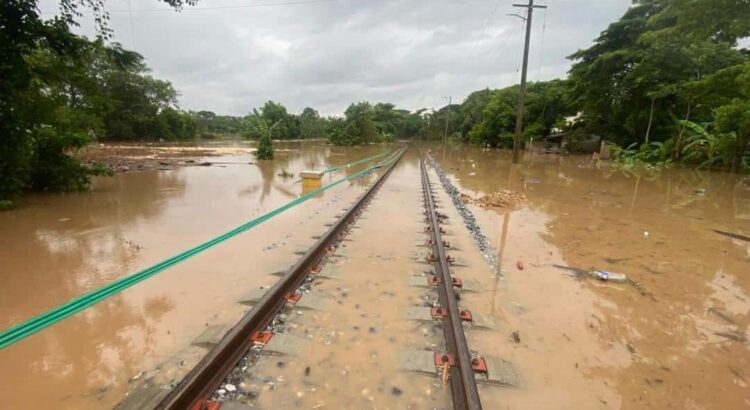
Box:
[255, 134, 274, 160]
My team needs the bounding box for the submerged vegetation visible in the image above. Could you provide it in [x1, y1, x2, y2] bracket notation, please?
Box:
[1, 0, 749, 206]
[245, 114, 278, 160]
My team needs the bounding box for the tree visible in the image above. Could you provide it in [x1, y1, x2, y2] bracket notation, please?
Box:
[461, 89, 493, 139]
[467, 89, 517, 147]
[649, 0, 750, 45]
[567, 1, 665, 143]
[0, 0, 196, 204]
[299, 107, 325, 139]
[249, 116, 282, 160]
[460, 81, 571, 147]
[242, 101, 300, 140]
[567, 0, 748, 152]
[715, 102, 750, 172]
[397, 109, 424, 139]
[191, 111, 243, 136]
[256, 133, 274, 160]
[331, 102, 378, 146]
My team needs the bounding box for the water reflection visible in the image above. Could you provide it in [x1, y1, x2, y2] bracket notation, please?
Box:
[1, 171, 187, 326]
[254, 159, 296, 200]
[0, 170, 189, 407]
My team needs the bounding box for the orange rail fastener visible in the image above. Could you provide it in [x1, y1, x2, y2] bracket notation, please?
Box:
[471, 357, 488, 374]
[459, 310, 473, 322]
[190, 400, 221, 410]
[250, 330, 273, 345]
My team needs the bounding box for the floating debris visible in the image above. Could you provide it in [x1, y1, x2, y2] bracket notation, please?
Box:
[466, 189, 527, 209]
[553, 264, 627, 282]
[715, 331, 747, 343]
[708, 307, 735, 325]
[712, 229, 750, 243]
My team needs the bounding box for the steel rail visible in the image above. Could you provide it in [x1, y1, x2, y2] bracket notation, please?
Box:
[156, 146, 406, 410]
[419, 152, 482, 410]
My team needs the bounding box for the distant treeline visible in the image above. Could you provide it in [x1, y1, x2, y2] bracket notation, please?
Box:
[201, 80, 570, 148]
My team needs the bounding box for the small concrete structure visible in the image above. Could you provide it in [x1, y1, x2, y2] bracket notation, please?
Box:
[191, 324, 230, 348]
[262, 333, 306, 356]
[408, 276, 432, 288]
[458, 279, 482, 293]
[238, 288, 268, 305]
[482, 357, 521, 387]
[401, 351, 438, 375]
[115, 386, 168, 410]
[404, 307, 436, 322]
[268, 262, 293, 276]
[317, 265, 342, 279]
[295, 292, 326, 310]
[300, 170, 324, 189]
[219, 402, 256, 410]
[468, 313, 496, 330]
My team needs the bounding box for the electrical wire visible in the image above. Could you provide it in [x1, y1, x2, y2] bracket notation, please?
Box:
[127, 0, 137, 50]
[536, 0, 547, 82]
[40, 0, 334, 15]
[470, 0, 501, 53]
[512, 17, 527, 86]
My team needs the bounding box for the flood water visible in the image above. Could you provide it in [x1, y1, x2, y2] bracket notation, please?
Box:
[427, 143, 750, 409]
[0, 141, 384, 408]
[0, 141, 748, 409]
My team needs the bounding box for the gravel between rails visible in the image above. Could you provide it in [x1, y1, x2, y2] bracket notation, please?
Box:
[426, 154, 500, 275]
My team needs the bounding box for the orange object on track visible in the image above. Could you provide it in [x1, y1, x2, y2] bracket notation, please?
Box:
[517, 260, 525, 270]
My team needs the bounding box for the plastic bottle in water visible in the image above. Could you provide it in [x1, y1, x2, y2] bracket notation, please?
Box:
[589, 270, 627, 283]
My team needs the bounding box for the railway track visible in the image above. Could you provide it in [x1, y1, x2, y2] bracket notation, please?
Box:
[419, 152, 483, 410]
[154, 147, 405, 410]
[149, 146, 490, 410]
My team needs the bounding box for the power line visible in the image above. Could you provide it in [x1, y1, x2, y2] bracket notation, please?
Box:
[40, 0, 333, 15]
[512, 17, 526, 86]
[127, 0, 136, 50]
[469, 0, 501, 52]
[536, 0, 547, 82]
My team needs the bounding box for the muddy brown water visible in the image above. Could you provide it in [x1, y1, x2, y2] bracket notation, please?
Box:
[427, 143, 750, 409]
[1, 142, 748, 409]
[0, 141, 384, 409]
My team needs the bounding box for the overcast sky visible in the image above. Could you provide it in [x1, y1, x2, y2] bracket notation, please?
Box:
[39, 0, 632, 116]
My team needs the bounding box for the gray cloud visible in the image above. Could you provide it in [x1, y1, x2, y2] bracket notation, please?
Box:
[40, 0, 631, 115]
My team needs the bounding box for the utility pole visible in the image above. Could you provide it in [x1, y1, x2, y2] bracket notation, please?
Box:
[441, 96, 452, 143]
[511, 0, 547, 163]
